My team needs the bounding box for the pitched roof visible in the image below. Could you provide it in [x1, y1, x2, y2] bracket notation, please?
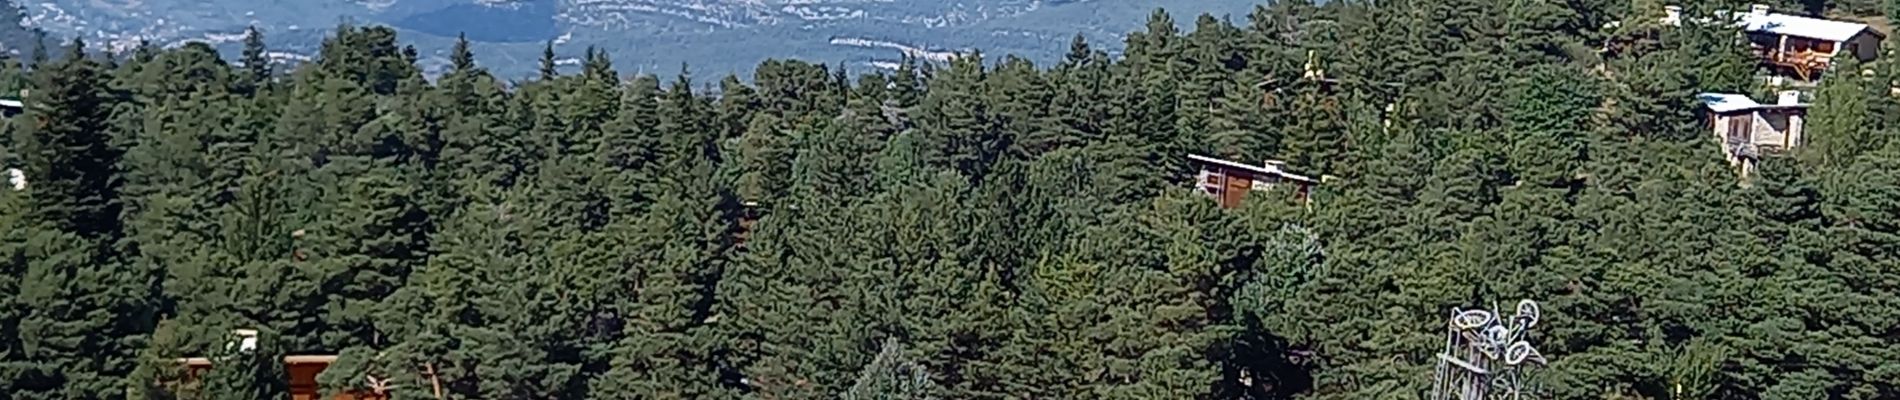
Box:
[1741, 12, 1878, 42]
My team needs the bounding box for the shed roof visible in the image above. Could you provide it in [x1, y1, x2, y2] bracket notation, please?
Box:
[1188, 154, 1318, 184]
[1741, 12, 1878, 42]
[1698, 93, 1762, 113]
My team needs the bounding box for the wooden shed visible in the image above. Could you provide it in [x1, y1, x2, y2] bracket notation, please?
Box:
[1188, 154, 1318, 208]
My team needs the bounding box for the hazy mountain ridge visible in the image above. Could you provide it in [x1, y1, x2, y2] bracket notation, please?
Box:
[14, 0, 1259, 78]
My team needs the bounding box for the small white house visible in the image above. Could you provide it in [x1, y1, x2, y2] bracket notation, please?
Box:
[1698, 91, 1808, 176]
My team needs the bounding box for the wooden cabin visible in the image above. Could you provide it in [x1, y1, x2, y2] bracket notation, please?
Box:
[174, 330, 385, 400]
[1188, 154, 1318, 208]
[178, 354, 384, 400]
[1662, 4, 1884, 80]
[1698, 92, 1809, 176]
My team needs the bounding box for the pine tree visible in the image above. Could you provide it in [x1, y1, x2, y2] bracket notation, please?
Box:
[11, 227, 152, 399]
[591, 73, 736, 399]
[1504, 63, 1595, 188]
[539, 41, 558, 81]
[6, 39, 154, 400]
[732, 114, 791, 206]
[17, 39, 122, 238]
[842, 339, 939, 400]
[116, 43, 245, 350]
[0, 169, 22, 400]
[238, 26, 270, 93]
[1804, 57, 1881, 167]
[916, 52, 1004, 179]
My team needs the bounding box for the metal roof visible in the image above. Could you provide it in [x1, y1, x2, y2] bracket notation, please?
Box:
[1741, 12, 1877, 42]
[1187, 154, 1318, 184]
[1648, 6, 1881, 42]
[1698, 92, 1809, 113]
[1699, 93, 1762, 113]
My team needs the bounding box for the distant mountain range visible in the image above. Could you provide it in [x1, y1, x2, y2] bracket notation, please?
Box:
[8, 0, 1263, 79]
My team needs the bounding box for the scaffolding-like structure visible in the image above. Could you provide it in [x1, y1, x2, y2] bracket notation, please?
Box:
[1430, 300, 1549, 400]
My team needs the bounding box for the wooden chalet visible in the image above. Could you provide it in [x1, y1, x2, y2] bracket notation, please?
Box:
[1698, 91, 1809, 176]
[174, 331, 386, 400]
[1662, 4, 1885, 80]
[178, 355, 384, 400]
[1189, 154, 1318, 208]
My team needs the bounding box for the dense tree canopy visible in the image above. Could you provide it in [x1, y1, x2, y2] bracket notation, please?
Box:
[2, 1, 1899, 399]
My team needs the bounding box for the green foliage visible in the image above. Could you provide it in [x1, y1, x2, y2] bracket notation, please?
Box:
[843, 339, 939, 400]
[1804, 57, 1883, 167]
[3, 6, 1900, 400]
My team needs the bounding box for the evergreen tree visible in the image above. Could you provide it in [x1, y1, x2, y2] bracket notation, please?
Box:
[1804, 57, 1881, 167]
[539, 41, 558, 81]
[6, 39, 153, 400]
[238, 26, 270, 93]
[0, 9, 1891, 400]
[842, 339, 939, 400]
[16, 39, 122, 238]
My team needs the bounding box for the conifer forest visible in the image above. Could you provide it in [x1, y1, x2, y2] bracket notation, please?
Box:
[3, 0, 1900, 399]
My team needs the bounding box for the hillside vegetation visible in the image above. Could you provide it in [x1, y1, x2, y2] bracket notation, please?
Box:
[2, 0, 1900, 399]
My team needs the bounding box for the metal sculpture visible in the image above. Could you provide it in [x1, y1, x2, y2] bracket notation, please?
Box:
[1431, 299, 1548, 400]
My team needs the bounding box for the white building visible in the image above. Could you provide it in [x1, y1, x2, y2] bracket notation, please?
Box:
[1698, 91, 1808, 176]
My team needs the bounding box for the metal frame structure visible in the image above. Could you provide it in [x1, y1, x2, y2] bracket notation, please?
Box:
[1430, 299, 1549, 400]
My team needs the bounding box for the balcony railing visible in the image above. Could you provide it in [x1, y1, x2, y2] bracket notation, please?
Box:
[1755, 49, 1832, 80]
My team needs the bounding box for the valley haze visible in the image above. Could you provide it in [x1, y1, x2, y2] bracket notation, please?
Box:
[15, 0, 1264, 79]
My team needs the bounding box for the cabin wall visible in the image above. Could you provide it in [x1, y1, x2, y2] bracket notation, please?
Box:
[289, 363, 324, 400]
[1753, 112, 1789, 149]
[1711, 112, 1750, 164]
[1786, 111, 1805, 148]
[1848, 32, 1881, 61]
[1221, 173, 1252, 208]
[1755, 110, 1806, 151]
